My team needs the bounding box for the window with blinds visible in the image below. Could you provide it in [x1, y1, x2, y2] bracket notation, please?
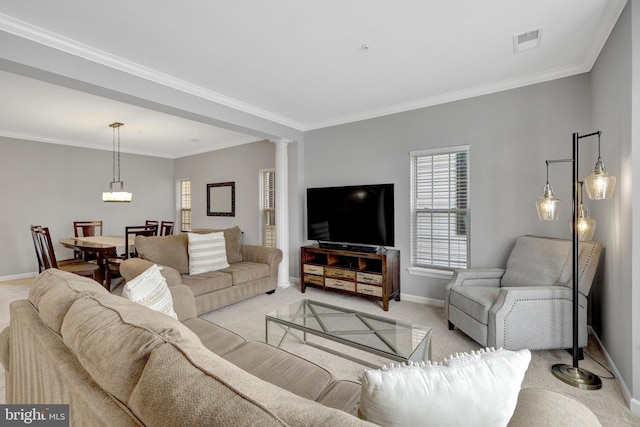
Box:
[179, 179, 192, 232]
[410, 146, 470, 271]
[259, 169, 276, 247]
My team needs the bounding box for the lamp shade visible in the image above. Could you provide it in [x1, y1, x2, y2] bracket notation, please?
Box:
[102, 191, 133, 202]
[585, 159, 616, 199]
[575, 204, 596, 241]
[536, 183, 560, 220]
[102, 180, 132, 202]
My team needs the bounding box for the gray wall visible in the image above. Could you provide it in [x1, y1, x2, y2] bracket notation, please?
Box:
[173, 139, 275, 245]
[590, 1, 639, 411]
[0, 136, 174, 277]
[302, 75, 591, 301]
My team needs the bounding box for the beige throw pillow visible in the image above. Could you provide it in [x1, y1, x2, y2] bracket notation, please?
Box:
[359, 348, 531, 427]
[122, 264, 177, 319]
[188, 232, 230, 275]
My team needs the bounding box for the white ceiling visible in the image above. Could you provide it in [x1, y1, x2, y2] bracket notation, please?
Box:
[0, 0, 627, 158]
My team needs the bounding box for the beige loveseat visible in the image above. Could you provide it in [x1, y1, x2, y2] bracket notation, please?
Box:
[124, 226, 282, 315]
[1, 270, 602, 426]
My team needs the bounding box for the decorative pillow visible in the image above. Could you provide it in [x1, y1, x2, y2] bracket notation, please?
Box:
[359, 348, 531, 427]
[187, 231, 230, 275]
[122, 264, 178, 319]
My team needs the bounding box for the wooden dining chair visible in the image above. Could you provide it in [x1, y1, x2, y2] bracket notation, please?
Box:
[105, 224, 159, 290]
[73, 220, 103, 260]
[145, 220, 159, 236]
[30, 225, 100, 280]
[160, 220, 174, 236]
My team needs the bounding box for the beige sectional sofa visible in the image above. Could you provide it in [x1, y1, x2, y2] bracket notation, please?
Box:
[126, 226, 282, 315]
[1, 269, 602, 426]
[1, 269, 370, 426]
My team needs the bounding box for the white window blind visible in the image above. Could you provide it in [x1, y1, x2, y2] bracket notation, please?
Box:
[180, 179, 192, 232]
[259, 169, 276, 247]
[410, 146, 469, 271]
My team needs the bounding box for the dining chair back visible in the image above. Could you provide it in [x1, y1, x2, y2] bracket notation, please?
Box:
[125, 225, 159, 258]
[73, 220, 103, 260]
[74, 220, 103, 237]
[145, 220, 159, 235]
[30, 225, 100, 280]
[160, 221, 174, 236]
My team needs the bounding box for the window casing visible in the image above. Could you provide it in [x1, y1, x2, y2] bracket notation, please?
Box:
[179, 179, 192, 232]
[259, 169, 276, 247]
[410, 146, 470, 274]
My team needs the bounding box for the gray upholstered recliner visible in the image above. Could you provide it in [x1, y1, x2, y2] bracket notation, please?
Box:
[445, 235, 602, 351]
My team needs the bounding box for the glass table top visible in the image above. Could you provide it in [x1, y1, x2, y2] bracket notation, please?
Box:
[266, 299, 430, 361]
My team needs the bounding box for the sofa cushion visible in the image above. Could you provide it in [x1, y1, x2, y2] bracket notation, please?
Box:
[187, 231, 230, 274]
[182, 317, 246, 356]
[130, 341, 371, 427]
[136, 234, 189, 274]
[316, 380, 362, 416]
[181, 271, 232, 296]
[501, 236, 572, 288]
[28, 269, 109, 334]
[359, 348, 531, 427]
[222, 262, 271, 285]
[57, 280, 203, 405]
[222, 342, 334, 401]
[122, 264, 178, 319]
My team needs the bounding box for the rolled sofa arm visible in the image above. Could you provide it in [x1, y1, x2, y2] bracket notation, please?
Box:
[120, 258, 183, 287]
[241, 245, 283, 268]
[169, 285, 197, 321]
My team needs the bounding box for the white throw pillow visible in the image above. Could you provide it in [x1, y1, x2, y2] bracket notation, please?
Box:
[122, 264, 178, 319]
[359, 348, 531, 427]
[187, 232, 230, 275]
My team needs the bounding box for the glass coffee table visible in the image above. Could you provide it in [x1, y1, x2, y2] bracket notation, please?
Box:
[265, 299, 431, 367]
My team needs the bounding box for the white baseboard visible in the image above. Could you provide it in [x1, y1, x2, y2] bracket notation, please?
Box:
[0, 271, 37, 282]
[589, 327, 639, 415]
[400, 293, 444, 308]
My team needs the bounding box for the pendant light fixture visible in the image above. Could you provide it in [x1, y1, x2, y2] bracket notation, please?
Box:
[584, 131, 616, 199]
[102, 122, 132, 202]
[575, 181, 596, 241]
[535, 161, 560, 220]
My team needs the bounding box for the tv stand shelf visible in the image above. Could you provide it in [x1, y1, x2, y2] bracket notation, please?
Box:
[300, 245, 400, 311]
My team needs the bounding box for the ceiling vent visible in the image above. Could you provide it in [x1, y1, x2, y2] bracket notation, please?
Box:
[513, 28, 542, 53]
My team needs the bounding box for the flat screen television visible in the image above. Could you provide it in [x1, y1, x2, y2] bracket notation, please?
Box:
[306, 184, 394, 249]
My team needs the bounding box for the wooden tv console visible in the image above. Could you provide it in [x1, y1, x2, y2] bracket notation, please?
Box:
[300, 245, 400, 311]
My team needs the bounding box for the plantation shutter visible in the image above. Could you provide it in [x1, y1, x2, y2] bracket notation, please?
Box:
[180, 179, 192, 232]
[260, 170, 276, 247]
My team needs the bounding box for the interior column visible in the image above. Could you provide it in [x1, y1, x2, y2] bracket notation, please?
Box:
[272, 138, 292, 287]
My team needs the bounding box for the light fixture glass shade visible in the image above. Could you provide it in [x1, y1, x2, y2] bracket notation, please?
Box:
[102, 181, 132, 202]
[584, 159, 616, 199]
[536, 183, 560, 220]
[575, 204, 596, 241]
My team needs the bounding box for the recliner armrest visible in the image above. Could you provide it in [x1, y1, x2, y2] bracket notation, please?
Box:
[448, 268, 506, 288]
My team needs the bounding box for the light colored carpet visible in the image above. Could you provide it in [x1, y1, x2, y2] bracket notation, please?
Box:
[1, 277, 639, 426]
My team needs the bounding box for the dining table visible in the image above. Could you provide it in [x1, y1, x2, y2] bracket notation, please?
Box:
[59, 236, 133, 289]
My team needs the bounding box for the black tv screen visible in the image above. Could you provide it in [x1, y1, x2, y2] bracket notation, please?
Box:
[306, 184, 394, 247]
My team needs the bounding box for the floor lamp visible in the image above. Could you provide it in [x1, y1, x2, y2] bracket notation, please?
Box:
[535, 131, 616, 390]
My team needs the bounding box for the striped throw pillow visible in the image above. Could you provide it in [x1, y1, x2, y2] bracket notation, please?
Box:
[188, 231, 230, 274]
[122, 264, 178, 319]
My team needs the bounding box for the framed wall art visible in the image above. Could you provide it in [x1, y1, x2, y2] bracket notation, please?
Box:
[207, 182, 235, 216]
